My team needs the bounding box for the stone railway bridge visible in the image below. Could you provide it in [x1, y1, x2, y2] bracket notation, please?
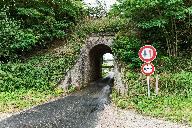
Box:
[59, 34, 127, 95]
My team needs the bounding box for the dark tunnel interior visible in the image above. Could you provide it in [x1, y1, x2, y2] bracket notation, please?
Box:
[89, 44, 113, 82]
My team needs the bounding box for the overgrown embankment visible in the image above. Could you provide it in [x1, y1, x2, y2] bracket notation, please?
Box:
[0, 0, 87, 113]
[0, 0, 128, 113]
[110, 0, 192, 125]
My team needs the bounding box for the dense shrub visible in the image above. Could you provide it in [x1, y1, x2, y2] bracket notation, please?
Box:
[159, 71, 192, 95]
[0, 54, 75, 92]
[0, 0, 85, 60]
[153, 56, 192, 73]
[0, 13, 37, 60]
[77, 17, 128, 35]
[112, 34, 142, 70]
[110, 0, 192, 57]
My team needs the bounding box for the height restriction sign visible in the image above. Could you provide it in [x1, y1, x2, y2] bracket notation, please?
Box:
[138, 45, 157, 63]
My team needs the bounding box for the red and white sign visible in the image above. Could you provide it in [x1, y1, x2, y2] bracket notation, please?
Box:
[141, 63, 155, 76]
[138, 45, 157, 63]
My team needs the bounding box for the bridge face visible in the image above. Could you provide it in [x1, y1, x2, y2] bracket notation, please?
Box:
[59, 36, 127, 95]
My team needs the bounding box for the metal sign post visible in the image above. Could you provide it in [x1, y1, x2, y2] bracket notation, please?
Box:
[141, 63, 155, 97]
[138, 45, 157, 97]
[155, 75, 159, 95]
[147, 76, 150, 97]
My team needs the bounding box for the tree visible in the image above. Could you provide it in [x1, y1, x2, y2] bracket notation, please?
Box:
[110, 0, 192, 57]
[0, 0, 86, 61]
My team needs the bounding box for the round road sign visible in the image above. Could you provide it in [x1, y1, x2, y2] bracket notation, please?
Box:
[141, 63, 155, 76]
[138, 45, 157, 63]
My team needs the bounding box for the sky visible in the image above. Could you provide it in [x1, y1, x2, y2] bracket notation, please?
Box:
[83, 0, 117, 10]
[103, 53, 114, 60]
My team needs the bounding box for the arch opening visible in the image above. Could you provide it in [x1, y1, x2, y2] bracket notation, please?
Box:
[102, 53, 114, 77]
[89, 44, 113, 82]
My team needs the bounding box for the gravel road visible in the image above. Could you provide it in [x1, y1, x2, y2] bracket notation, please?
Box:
[0, 77, 112, 128]
[95, 104, 191, 128]
[0, 76, 191, 128]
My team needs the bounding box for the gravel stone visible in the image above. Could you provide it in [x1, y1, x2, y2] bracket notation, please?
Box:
[95, 105, 191, 128]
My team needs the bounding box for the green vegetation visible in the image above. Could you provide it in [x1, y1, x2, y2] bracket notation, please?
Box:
[0, 89, 64, 113]
[76, 17, 128, 35]
[112, 69, 192, 124]
[0, 53, 75, 92]
[0, 0, 85, 60]
[110, 0, 192, 57]
[110, 0, 192, 125]
[0, 41, 78, 112]
[0, 0, 86, 113]
[112, 34, 142, 70]
[0, 0, 126, 113]
[1, 0, 192, 126]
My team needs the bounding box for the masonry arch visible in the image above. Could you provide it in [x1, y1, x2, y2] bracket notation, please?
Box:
[60, 36, 128, 95]
[89, 44, 112, 82]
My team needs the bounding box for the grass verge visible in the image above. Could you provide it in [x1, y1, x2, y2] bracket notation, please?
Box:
[0, 89, 64, 113]
[112, 57, 192, 125]
[112, 89, 192, 125]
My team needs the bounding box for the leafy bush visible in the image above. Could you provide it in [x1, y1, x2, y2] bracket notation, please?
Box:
[0, 53, 76, 92]
[76, 17, 128, 35]
[0, 13, 37, 59]
[109, 0, 192, 57]
[153, 56, 192, 73]
[112, 35, 142, 69]
[159, 71, 192, 95]
[0, 0, 86, 60]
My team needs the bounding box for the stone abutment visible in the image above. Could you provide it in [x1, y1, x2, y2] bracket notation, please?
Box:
[59, 35, 128, 95]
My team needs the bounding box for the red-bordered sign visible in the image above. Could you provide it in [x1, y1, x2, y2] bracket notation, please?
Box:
[138, 45, 157, 63]
[141, 63, 155, 76]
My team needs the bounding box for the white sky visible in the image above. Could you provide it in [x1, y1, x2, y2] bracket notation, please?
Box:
[103, 53, 114, 60]
[83, 0, 117, 10]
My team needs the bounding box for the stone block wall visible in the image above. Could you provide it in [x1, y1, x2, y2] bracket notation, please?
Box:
[58, 35, 128, 95]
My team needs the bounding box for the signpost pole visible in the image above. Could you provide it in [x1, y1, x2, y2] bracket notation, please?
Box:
[147, 76, 150, 97]
[155, 75, 159, 95]
[139, 45, 157, 98]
